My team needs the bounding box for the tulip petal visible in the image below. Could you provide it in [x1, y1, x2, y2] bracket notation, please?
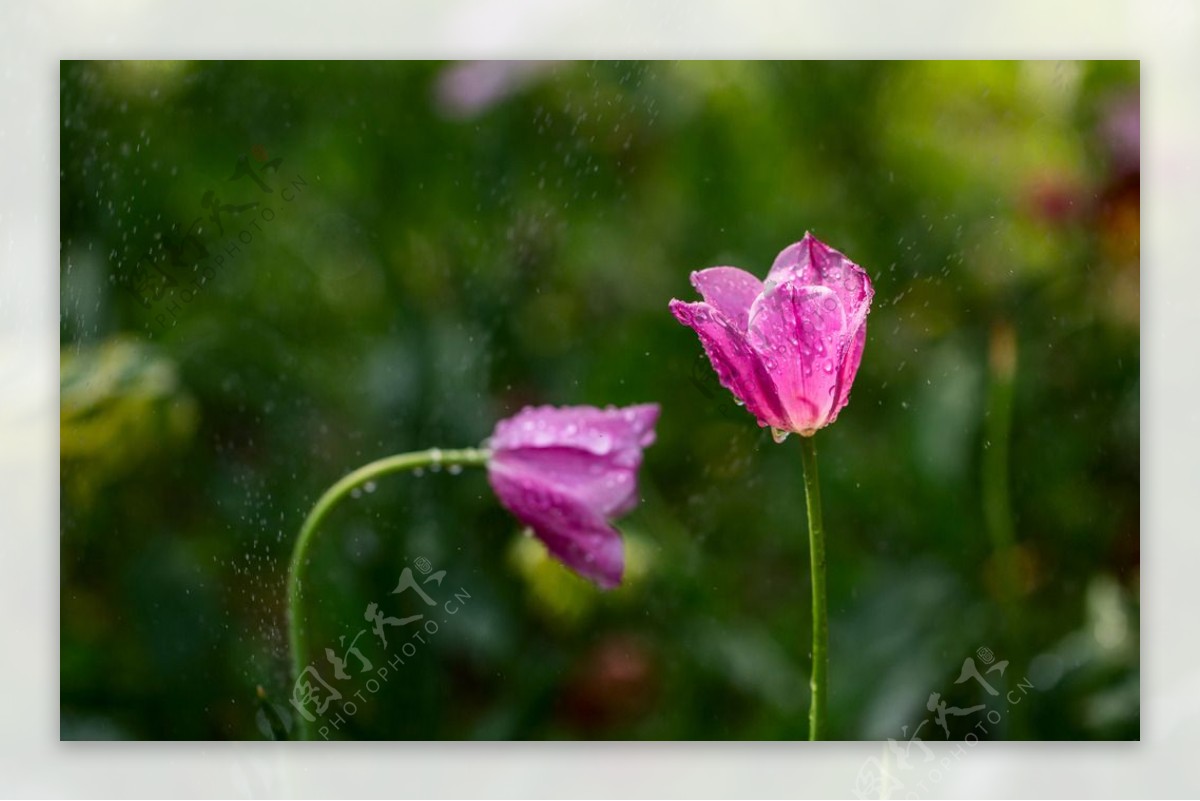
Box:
[489, 444, 644, 518]
[490, 405, 656, 513]
[747, 282, 848, 434]
[491, 403, 659, 457]
[767, 233, 873, 328]
[489, 408, 656, 515]
[689, 267, 764, 332]
[487, 461, 624, 589]
[669, 298, 789, 430]
[832, 319, 867, 417]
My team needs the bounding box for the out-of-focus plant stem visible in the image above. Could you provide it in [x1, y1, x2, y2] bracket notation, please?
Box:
[983, 321, 1025, 737]
[984, 321, 1019, 597]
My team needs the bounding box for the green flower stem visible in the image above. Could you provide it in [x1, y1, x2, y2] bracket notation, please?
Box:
[983, 321, 1025, 737]
[799, 435, 828, 741]
[286, 447, 489, 740]
[984, 322, 1019, 596]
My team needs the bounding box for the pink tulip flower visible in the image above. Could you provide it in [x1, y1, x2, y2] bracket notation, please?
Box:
[669, 233, 874, 439]
[486, 403, 660, 589]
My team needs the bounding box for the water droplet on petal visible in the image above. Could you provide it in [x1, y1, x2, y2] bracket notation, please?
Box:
[771, 427, 790, 444]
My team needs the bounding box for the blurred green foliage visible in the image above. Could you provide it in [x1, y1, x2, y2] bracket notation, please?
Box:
[60, 60, 1138, 740]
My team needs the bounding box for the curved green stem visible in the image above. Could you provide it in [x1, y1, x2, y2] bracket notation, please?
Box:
[286, 447, 489, 739]
[799, 435, 828, 740]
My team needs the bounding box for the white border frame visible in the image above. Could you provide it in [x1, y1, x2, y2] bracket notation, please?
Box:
[3, 0, 1193, 797]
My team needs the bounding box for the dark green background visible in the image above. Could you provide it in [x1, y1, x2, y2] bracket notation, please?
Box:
[60, 60, 1139, 740]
